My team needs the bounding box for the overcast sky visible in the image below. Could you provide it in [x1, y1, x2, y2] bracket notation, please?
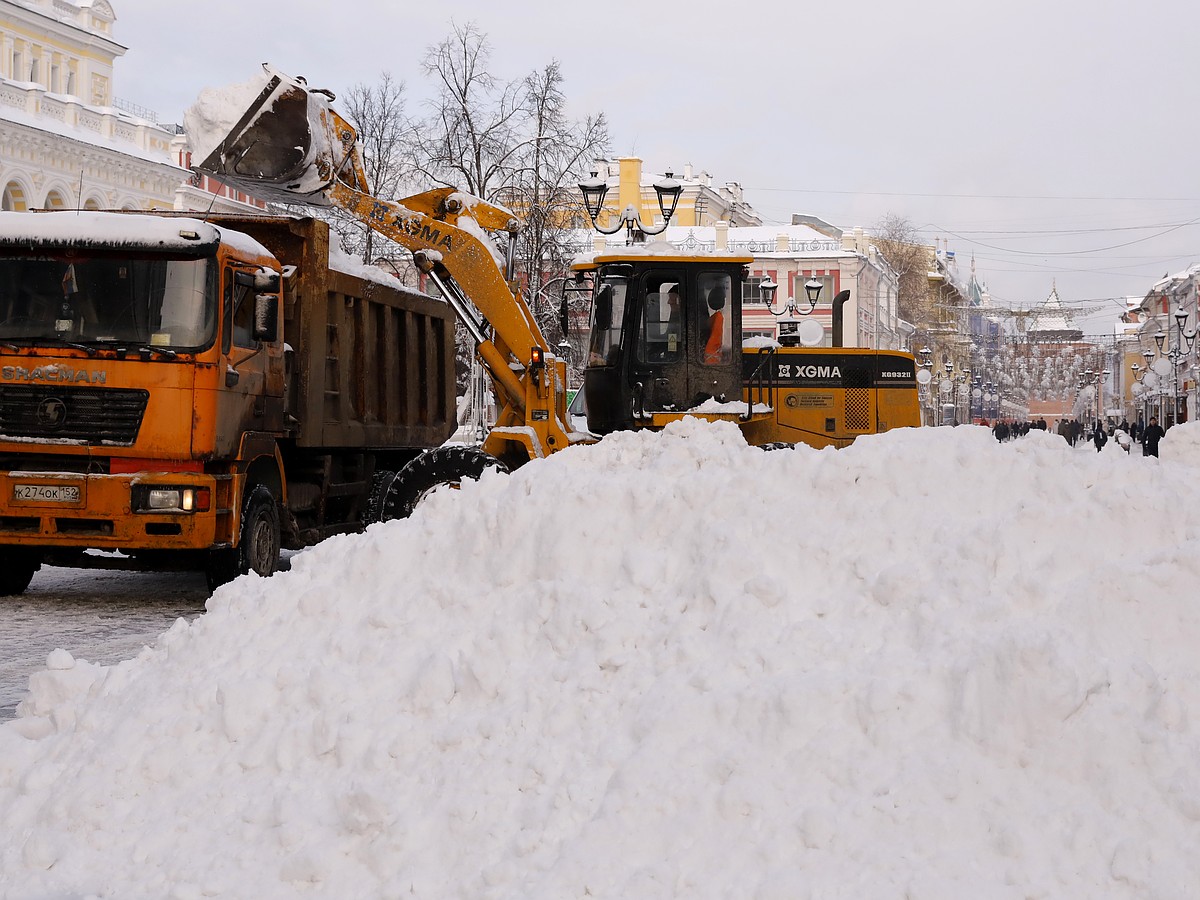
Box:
[112, 0, 1200, 337]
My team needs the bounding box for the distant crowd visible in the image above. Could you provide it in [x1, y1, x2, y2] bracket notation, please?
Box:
[987, 418, 1050, 441]
[985, 416, 1166, 457]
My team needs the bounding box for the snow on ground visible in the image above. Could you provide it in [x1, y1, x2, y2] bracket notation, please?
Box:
[2, 419, 1199, 899]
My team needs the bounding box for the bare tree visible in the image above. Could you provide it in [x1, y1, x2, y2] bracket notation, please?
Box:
[409, 22, 609, 385]
[408, 23, 517, 196]
[506, 61, 608, 344]
[333, 72, 411, 264]
[871, 213, 938, 348]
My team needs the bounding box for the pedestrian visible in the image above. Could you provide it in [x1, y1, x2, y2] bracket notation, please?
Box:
[1092, 419, 1107, 452]
[1142, 416, 1165, 458]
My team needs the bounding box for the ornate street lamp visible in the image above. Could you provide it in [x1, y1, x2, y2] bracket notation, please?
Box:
[766, 275, 823, 319]
[578, 170, 682, 244]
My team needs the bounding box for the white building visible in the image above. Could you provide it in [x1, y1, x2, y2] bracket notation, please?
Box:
[0, 0, 258, 213]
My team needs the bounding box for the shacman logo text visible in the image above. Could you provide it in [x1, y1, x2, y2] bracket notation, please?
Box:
[2, 365, 106, 384]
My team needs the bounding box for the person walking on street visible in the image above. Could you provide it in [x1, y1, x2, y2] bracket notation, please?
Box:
[1142, 416, 1165, 457]
[1092, 419, 1107, 452]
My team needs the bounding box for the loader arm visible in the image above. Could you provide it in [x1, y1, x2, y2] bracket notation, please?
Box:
[186, 65, 578, 463]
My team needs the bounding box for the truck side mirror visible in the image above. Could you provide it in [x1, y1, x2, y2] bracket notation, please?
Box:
[235, 268, 282, 293]
[253, 293, 279, 342]
[559, 298, 569, 338]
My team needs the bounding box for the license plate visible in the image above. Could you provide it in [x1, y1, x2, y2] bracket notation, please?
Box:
[12, 483, 81, 503]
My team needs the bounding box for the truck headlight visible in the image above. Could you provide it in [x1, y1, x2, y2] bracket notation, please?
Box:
[133, 486, 210, 513]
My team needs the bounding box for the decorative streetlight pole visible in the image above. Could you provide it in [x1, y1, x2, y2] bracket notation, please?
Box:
[1169, 306, 1196, 425]
[764, 276, 824, 345]
[578, 170, 683, 245]
[1142, 348, 1158, 425]
[915, 347, 934, 425]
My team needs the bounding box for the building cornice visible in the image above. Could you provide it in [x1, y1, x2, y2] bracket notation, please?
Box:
[0, 0, 127, 56]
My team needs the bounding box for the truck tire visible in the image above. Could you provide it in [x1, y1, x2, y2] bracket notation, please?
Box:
[0, 548, 40, 596]
[759, 441, 795, 451]
[384, 447, 507, 520]
[205, 484, 281, 592]
[240, 485, 282, 578]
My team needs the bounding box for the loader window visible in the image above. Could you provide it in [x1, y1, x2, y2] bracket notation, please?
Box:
[638, 277, 683, 365]
[698, 273, 732, 366]
[586, 278, 628, 367]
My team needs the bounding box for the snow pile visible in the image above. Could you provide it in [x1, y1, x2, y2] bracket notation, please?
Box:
[182, 67, 280, 170]
[2, 421, 1200, 898]
[184, 66, 339, 203]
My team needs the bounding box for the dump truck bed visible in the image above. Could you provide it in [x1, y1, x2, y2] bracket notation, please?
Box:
[206, 214, 457, 451]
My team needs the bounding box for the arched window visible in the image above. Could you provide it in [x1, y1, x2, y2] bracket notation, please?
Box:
[2, 182, 27, 211]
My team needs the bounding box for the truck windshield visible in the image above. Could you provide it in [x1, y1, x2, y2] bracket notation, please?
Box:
[0, 257, 216, 350]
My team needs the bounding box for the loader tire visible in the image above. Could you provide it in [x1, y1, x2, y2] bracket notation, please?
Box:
[759, 441, 795, 451]
[384, 447, 507, 520]
[205, 484, 281, 592]
[0, 548, 40, 596]
[365, 469, 397, 524]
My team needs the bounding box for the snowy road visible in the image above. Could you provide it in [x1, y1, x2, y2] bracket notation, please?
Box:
[0, 567, 209, 720]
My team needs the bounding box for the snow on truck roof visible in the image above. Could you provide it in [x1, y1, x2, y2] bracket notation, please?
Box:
[0, 210, 275, 262]
[0, 210, 428, 288]
[0, 210, 222, 256]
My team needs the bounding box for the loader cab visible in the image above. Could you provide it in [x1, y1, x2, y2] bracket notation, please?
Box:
[580, 254, 751, 434]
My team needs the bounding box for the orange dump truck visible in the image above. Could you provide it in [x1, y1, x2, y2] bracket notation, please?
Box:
[0, 210, 456, 593]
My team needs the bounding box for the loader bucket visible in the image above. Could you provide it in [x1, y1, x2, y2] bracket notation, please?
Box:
[185, 66, 367, 205]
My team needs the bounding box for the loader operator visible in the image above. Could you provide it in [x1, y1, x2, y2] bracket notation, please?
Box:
[703, 284, 729, 365]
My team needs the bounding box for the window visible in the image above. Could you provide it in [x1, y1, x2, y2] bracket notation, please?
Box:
[225, 267, 261, 350]
[698, 273, 732, 366]
[637, 274, 683, 365]
[0, 257, 216, 349]
[795, 273, 835, 309]
[743, 275, 769, 304]
[586, 276, 628, 367]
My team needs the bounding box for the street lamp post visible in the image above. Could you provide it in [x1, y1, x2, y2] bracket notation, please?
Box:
[1169, 306, 1196, 425]
[578, 170, 683, 245]
[764, 276, 824, 345]
[915, 347, 934, 425]
[1141, 348, 1156, 424]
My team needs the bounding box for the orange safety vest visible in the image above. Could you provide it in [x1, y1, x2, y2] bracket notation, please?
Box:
[704, 309, 725, 364]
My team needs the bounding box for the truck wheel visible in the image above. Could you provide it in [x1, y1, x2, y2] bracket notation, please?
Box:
[385, 447, 507, 520]
[205, 484, 281, 591]
[365, 469, 397, 524]
[239, 485, 281, 578]
[759, 441, 795, 451]
[0, 549, 40, 596]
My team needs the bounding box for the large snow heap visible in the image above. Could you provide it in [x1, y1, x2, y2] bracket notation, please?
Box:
[2, 420, 1199, 898]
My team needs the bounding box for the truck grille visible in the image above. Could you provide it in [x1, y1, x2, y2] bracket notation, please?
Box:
[0, 385, 149, 445]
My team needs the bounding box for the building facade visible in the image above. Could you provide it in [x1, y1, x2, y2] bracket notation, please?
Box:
[0, 0, 259, 214]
